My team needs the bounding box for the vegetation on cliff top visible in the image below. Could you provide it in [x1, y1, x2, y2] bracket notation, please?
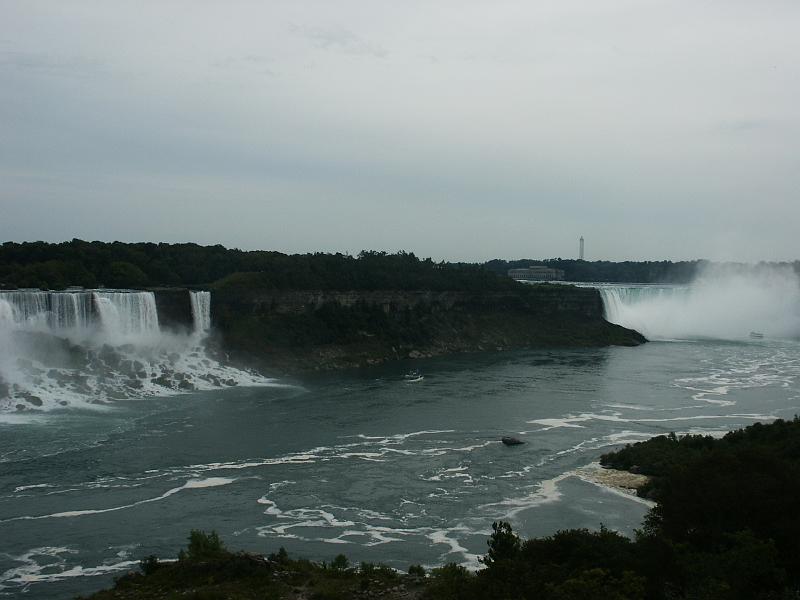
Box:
[5, 240, 798, 290]
[0, 240, 518, 291]
[85, 418, 800, 600]
[485, 258, 800, 284]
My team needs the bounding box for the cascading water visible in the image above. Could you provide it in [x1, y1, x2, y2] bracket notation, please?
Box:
[92, 291, 160, 342]
[0, 289, 271, 412]
[0, 290, 95, 333]
[594, 265, 800, 341]
[50, 292, 93, 331]
[189, 291, 211, 334]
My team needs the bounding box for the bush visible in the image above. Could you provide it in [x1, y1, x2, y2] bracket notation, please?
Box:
[480, 520, 520, 568]
[268, 547, 289, 564]
[178, 530, 228, 561]
[331, 554, 349, 571]
[139, 554, 161, 575]
[424, 563, 474, 600]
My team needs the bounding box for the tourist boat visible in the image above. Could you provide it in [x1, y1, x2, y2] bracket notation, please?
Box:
[404, 370, 424, 382]
[749, 331, 764, 339]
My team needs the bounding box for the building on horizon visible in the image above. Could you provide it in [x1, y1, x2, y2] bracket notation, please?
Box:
[579, 236, 584, 260]
[507, 265, 565, 281]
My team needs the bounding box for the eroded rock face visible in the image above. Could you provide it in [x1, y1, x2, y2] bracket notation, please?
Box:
[213, 287, 606, 318]
[210, 287, 645, 374]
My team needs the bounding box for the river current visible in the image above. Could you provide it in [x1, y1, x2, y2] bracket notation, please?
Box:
[2, 281, 800, 598]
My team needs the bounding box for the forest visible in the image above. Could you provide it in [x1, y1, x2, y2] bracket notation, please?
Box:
[0, 240, 518, 291]
[5, 240, 797, 290]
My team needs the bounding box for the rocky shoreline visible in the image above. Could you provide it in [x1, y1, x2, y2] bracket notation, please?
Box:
[571, 462, 654, 506]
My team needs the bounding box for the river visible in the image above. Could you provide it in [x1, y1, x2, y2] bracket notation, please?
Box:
[1, 281, 799, 598]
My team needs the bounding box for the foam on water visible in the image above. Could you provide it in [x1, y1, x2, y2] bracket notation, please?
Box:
[0, 545, 139, 590]
[2, 478, 236, 522]
[528, 411, 777, 430]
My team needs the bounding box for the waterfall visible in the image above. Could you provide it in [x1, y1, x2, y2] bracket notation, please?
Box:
[0, 290, 95, 333]
[593, 265, 800, 341]
[0, 298, 16, 329]
[0, 288, 271, 412]
[50, 292, 93, 330]
[189, 291, 211, 334]
[597, 286, 689, 329]
[92, 291, 159, 341]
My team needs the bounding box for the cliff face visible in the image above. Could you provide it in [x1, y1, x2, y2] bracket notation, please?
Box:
[209, 285, 645, 374]
[212, 287, 604, 317]
[152, 288, 194, 331]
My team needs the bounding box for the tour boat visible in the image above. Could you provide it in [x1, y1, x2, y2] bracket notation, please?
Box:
[404, 370, 424, 382]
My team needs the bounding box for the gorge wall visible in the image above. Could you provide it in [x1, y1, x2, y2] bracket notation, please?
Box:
[208, 285, 645, 373]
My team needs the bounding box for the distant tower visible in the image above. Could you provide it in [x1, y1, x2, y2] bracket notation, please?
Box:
[579, 236, 585, 260]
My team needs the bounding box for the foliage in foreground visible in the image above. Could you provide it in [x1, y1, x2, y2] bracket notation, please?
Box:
[85, 419, 800, 600]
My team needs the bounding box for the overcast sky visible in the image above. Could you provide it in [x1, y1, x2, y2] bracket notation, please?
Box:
[1, 1, 798, 262]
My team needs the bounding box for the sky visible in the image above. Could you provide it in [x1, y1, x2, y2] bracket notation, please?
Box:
[1, 1, 798, 262]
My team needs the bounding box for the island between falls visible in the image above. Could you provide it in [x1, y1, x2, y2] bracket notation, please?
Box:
[206, 282, 646, 374]
[0, 243, 646, 383]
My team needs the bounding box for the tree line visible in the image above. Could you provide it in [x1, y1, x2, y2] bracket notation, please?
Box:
[3, 240, 798, 290]
[0, 240, 518, 291]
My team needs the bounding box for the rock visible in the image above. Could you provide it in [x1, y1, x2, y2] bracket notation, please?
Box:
[501, 436, 525, 446]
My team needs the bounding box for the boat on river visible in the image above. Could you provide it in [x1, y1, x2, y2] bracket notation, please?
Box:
[404, 370, 424, 382]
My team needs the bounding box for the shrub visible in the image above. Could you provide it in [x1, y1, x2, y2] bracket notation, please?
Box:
[331, 554, 350, 570]
[178, 530, 228, 561]
[480, 521, 520, 568]
[269, 547, 289, 564]
[139, 554, 161, 575]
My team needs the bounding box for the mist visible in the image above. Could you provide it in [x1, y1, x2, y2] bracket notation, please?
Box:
[600, 264, 800, 341]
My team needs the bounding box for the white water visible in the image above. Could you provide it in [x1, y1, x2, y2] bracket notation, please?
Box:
[189, 291, 211, 334]
[596, 264, 800, 341]
[0, 291, 95, 337]
[92, 291, 160, 343]
[0, 289, 274, 412]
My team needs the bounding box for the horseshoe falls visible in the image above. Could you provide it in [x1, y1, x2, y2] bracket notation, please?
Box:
[595, 265, 800, 341]
[0, 289, 271, 412]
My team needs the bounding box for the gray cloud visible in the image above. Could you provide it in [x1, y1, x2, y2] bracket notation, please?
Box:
[0, 51, 102, 77]
[290, 24, 388, 58]
[212, 54, 275, 76]
[0, 1, 798, 262]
